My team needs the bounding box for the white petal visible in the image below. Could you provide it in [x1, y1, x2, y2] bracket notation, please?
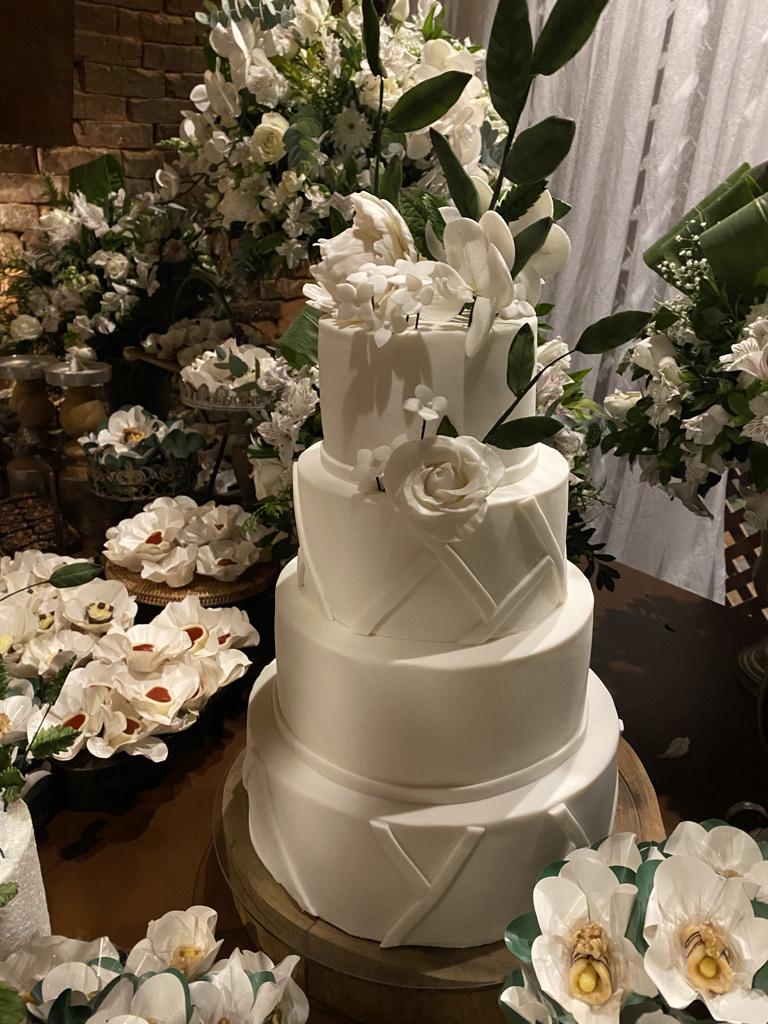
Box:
[425, 220, 446, 262]
[528, 223, 571, 278]
[443, 218, 487, 291]
[480, 210, 516, 270]
[465, 297, 495, 357]
[706, 987, 768, 1024]
[644, 928, 697, 1009]
[533, 875, 587, 936]
[131, 972, 188, 1024]
[597, 833, 643, 871]
[663, 821, 708, 859]
[485, 244, 516, 307]
[531, 934, 573, 1009]
[509, 190, 554, 235]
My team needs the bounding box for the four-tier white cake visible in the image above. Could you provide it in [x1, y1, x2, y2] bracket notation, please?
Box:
[243, 313, 620, 949]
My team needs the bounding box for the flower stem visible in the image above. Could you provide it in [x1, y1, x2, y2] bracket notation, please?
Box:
[488, 349, 573, 434]
[374, 77, 385, 196]
[0, 581, 45, 605]
[421, 420, 426, 440]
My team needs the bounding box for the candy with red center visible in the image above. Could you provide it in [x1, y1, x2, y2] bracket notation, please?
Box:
[145, 686, 172, 703]
[64, 713, 86, 730]
[145, 531, 164, 545]
[132, 643, 155, 652]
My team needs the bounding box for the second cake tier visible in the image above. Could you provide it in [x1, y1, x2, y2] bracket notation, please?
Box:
[274, 558, 594, 791]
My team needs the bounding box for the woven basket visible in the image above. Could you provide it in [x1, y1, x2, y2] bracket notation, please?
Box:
[105, 559, 278, 607]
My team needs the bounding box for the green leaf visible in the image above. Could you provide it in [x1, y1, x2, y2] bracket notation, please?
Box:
[487, 0, 533, 127]
[485, 415, 562, 449]
[754, 959, 768, 995]
[429, 129, 480, 220]
[506, 323, 535, 395]
[553, 198, 572, 220]
[0, 767, 24, 806]
[610, 865, 636, 884]
[627, 858, 660, 952]
[575, 310, 654, 354]
[0, 882, 18, 910]
[505, 117, 576, 183]
[701, 194, 768, 293]
[362, 0, 385, 78]
[504, 910, 541, 963]
[511, 217, 552, 276]
[47, 989, 92, 1024]
[387, 72, 471, 133]
[278, 305, 321, 369]
[379, 155, 403, 207]
[753, 900, 768, 920]
[535, 860, 566, 883]
[751, 444, 768, 491]
[68, 154, 125, 204]
[48, 562, 103, 589]
[498, 180, 548, 224]
[161, 428, 206, 459]
[29, 725, 79, 761]
[400, 187, 447, 257]
[0, 982, 26, 1024]
[532, 0, 611, 76]
[42, 655, 75, 706]
[436, 415, 458, 437]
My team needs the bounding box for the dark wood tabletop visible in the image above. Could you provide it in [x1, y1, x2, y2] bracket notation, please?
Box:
[36, 563, 768, 954]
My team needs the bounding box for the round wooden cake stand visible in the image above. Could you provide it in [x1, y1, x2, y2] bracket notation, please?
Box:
[105, 559, 277, 607]
[213, 742, 664, 1024]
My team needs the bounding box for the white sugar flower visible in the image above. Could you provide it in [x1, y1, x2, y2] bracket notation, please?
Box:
[644, 855, 768, 1023]
[0, 935, 119, 1005]
[604, 390, 642, 422]
[352, 444, 395, 493]
[25, 675, 108, 760]
[442, 211, 516, 356]
[36, 959, 122, 1017]
[20, 629, 97, 677]
[60, 579, 137, 634]
[743, 393, 768, 445]
[192, 948, 309, 1024]
[403, 384, 448, 423]
[178, 503, 248, 545]
[531, 859, 656, 1024]
[115, 661, 199, 728]
[0, 686, 35, 745]
[683, 405, 731, 446]
[126, 906, 222, 979]
[664, 822, 768, 901]
[382, 435, 504, 543]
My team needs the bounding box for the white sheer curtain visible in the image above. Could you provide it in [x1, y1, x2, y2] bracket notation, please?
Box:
[446, 0, 768, 600]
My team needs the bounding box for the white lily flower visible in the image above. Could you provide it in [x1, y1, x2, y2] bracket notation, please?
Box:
[126, 906, 221, 980]
[644, 855, 768, 1023]
[531, 859, 656, 1024]
[664, 822, 768, 901]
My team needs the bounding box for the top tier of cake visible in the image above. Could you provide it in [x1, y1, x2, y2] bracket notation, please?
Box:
[318, 315, 538, 481]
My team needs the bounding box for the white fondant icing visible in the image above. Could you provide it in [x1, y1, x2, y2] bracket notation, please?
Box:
[244, 667, 619, 948]
[318, 317, 538, 476]
[296, 442, 570, 643]
[273, 559, 594, 790]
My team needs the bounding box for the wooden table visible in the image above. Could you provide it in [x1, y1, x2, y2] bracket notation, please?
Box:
[37, 563, 768, 957]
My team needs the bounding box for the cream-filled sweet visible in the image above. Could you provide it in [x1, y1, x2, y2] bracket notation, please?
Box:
[243, 192, 619, 949]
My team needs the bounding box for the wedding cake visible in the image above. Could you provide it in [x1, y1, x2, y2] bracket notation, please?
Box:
[243, 193, 620, 949]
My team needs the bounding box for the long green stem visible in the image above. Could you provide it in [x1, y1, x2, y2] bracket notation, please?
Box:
[490, 131, 514, 212]
[0, 581, 45, 605]
[488, 349, 572, 435]
[374, 77, 385, 196]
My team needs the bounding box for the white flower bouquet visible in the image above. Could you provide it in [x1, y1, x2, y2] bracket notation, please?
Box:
[164, 0, 499, 281]
[601, 163, 768, 525]
[0, 545, 259, 764]
[0, 905, 309, 1024]
[502, 821, 768, 1024]
[104, 496, 267, 587]
[0, 156, 209, 369]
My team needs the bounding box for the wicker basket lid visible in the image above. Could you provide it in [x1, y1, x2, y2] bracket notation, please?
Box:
[105, 559, 278, 607]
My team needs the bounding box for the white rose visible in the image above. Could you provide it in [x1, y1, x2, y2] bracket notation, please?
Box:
[382, 435, 504, 543]
[9, 315, 43, 342]
[604, 389, 642, 422]
[389, 0, 410, 21]
[250, 111, 290, 165]
[631, 333, 677, 376]
[252, 457, 287, 499]
[102, 252, 130, 280]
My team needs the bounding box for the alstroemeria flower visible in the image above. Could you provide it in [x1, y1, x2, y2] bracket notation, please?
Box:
[531, 859, 656, 1024]
[403, 385, 448, 424]
[60, 579, 137, 634]
[442, 211, 516, 356]
[126, 906, 221, 980]
[663, 823, 768, 901]
[644, 855, 768, 1023]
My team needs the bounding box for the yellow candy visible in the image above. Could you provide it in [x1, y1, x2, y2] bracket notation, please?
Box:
[578, 965, 598, 993]
[699, 956, 718, 980]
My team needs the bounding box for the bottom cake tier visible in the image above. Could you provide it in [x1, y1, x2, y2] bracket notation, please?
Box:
[243, 667, 620, 949]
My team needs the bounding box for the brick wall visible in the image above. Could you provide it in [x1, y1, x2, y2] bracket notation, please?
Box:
[0, 0, 206, 257]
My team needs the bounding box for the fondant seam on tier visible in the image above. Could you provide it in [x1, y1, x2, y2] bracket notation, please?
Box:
[519, 495, 567, 599]
[292, 460, 333, 621]
[243, 743, 318, 916]
[549, 801, 591, 849]
[461, 554, 554, 644]
[370, 821, 485, 948]
[271, 681, 590, 804]
[350, 550, 439, 636]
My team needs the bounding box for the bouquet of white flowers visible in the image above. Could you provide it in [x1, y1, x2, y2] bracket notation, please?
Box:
[0, 905, 308, 1024]
[502, 820, 768, 1024]
[163, 0, 499, 281]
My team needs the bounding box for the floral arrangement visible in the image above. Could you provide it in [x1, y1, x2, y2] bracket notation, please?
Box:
[0, 546, 259, 762]
[601, 162, 768, 526]
[165, 0, 498, 281]
[141, 316, 259, 367]
[0, 905, 309, 1024]
[0, 156, 208, 366]
[104, 496, 266, 587]
[79, 406, 207, 466]
[501, 820, 768, 1024]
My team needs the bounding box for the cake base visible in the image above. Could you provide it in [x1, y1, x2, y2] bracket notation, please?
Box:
[214, 742, 664, 1023]
[243, 666, 621, 949]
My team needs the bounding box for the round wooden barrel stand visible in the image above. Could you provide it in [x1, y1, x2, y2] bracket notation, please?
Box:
[213, 742, 664, 1024]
